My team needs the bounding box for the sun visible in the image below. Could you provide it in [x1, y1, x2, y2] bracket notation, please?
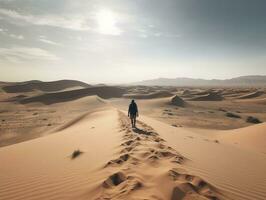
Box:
[95, 9, 122, 35]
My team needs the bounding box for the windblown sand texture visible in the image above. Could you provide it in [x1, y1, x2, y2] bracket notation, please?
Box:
[0, 80, 266, 200]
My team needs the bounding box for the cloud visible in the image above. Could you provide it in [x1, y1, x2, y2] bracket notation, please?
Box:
[134, 24, 181, 38]
[38, 36, 62, 46]
[9, 33, 24, 40]
[163, 33, 181, 38]
[0, 8, 179, 38]
[0, 8, 126, 36]
[136, 26, 181, 39]
[0, 27, 24, 39]
[0, 27, 8, 32]
[0, 46, 60, 62]
[0, 8, 92, 31]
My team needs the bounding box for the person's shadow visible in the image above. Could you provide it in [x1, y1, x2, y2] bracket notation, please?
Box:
[132, 127, 152, 135]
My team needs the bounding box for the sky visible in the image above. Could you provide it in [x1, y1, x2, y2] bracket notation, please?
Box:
[0, 0, 266, 84]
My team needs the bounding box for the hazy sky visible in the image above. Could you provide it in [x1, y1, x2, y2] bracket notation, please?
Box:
[0, 0, 266, 83]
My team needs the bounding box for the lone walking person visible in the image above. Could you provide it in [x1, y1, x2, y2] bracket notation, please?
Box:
[128, 100, 138, 128]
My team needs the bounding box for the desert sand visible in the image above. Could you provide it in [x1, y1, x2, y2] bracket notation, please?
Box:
[1, 80, 266, 200]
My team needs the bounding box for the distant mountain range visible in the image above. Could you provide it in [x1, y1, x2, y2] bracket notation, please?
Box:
[133, 76, 266, 87]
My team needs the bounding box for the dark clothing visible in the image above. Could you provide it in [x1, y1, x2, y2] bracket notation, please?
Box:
[128, 102, 138, 115]
[128, 102, 138, 128]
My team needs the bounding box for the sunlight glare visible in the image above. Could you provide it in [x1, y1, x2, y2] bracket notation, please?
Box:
[96, 9, 122, 35]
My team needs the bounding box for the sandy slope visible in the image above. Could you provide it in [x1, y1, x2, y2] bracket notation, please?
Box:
[123, 91, 173, 99]
[0, 95, 108, 147]
[20, 86, 125, 104]
[0, 109, 221, 200]
[188, 93, 224, 101]
[2, 80, 90, 93]
[1, 84, 266, 200]
[0, 109, 122, 200]
[216, 123, 266, 153]
[139, 115, 266, 200]
[236, 91, 265, 99]
[235, 98, 266, 105]
[110, 96, 266, 130]
[1, 108, 266, 200]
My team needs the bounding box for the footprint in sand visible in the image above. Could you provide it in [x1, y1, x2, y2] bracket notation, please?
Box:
[97, 111, 219, 200]
[101, 171, 143, 198]
[169, 168, 218, 200]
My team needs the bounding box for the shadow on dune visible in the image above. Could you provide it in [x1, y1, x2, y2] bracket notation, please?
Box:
[3, 80, 90, 93]
[188, 92, 224, 101]
[19, 86, 126, 105]
[133, 127, 153, 135]
[170, 95, 187, 107]
[237, 91, 264, 99]
[123, 90, 173, 99]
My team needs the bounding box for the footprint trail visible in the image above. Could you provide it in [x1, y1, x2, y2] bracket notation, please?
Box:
[93, 111, 222, 200]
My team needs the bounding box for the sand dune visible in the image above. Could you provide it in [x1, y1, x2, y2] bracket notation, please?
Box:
[20, 86, 126, 104]
[110, 92, 266, 130]
[140, 115, 266, 200]
[236, 97, 266, 105]
[170, 95, 186, 107]
[1, 109, 266, 200]
[0, 109, 221, 200]
[123, 90, 173, 99]
[236, 91, 265, 99]
[0, 109, 123, 200]
[188, 92, 224, 101]
[193, 91, 210, 96]
[7, 94, 28, 101]
[182, 89, 191, 95]
[221, 89, 251, 96]
[2, 80, 90, 93]
[1, 84, 266, 200]
[0, 95, 108, 147]
[217, 123, 266, 153]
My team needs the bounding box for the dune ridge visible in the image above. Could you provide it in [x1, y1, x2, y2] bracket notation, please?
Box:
[19, 86, 126, 104]
[188, 92, 224, 101]
[0, 95, 108, 147]
[237, 91, 265, 99]
[2, 80, 90, 93]
[123, 91, 173, 99]
[171, 95, 186, 107]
